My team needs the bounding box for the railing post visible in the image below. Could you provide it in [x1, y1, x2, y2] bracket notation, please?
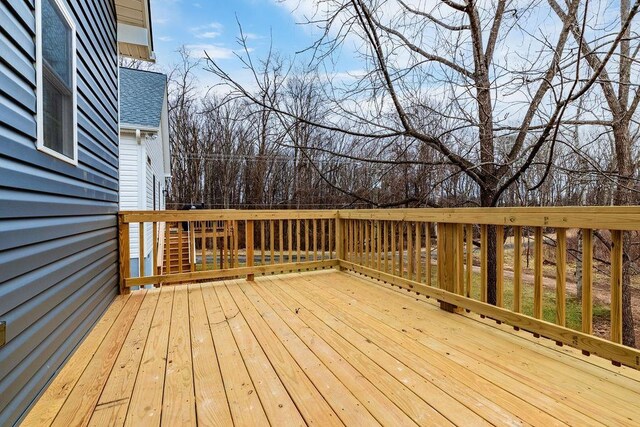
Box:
[246, 220, 255, 281]
[335, 213, 344, 269]
[118, 214, 131, 295]
[437, 222, 461, 313]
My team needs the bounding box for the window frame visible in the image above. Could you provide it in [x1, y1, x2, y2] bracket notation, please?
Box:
[35, 0, 78, 165]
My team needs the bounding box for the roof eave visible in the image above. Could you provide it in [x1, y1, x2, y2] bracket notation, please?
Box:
[116, 0, 155, 62]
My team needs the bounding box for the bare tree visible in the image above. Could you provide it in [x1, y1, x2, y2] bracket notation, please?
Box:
[205, 0, 625, 305]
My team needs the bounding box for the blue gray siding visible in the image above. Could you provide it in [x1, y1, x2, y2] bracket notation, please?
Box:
[0, 0, 119, 425]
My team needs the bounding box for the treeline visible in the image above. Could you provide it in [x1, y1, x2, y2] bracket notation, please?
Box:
[166, 55, 631, 211]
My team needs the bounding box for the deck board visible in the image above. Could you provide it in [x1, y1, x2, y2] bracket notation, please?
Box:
[23, 270, 640, 426]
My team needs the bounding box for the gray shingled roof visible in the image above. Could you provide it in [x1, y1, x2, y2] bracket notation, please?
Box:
[119, 67, 167, 128]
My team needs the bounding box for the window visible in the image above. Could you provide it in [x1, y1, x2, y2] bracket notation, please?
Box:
[36, 0, 77, 164]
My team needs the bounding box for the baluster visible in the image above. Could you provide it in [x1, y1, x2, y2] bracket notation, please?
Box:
[313, 218, 318, 262]
[288, 219, 293, 263]
[399, 222, 405, 279]
[305, 219, 310, 261]
[534, 226, 543, 319]
[139, 222, 145, 277]
[329, 218, 334, 259]
[270, 220, 275, 265]
[178, 223, 184, 273]
[513, 226, 522, 312]
[611, 230, 623, 344]
[363, 220, 368, 267]
[480, 224, 488, 302]
[296, 219, 301, 262]
[246, 220, 254, 281]
[465, 224, 472, 297]
[165, 221, 171, 274]
[201, 221, 207, 271]
[211, 221, 222, 270]
[383, 221, 389, 273]
[321, 219, 326, 261]
[260, 220, 267, 265]
[153, 221, 158, 277]
[391, 221, 397, 276]
[377, 220, 383, 271]
[279, 219, 284, 264]
[456, 223, 464, 295]
[223, 220, 228, 269]
[556, 228, 567, 326]
[427, 223, 432, 287]
[496, 225, 504, 307]
[582, 229, 593, 334]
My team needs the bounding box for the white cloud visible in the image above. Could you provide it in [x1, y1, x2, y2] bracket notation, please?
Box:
[186, 44, 253, 60]
[191, 22, 224, 39]
[157, 35, 173, 42]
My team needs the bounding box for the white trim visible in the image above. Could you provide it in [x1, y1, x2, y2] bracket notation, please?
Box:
[117, 23, 150, 46]
[35, 0, 78, 166]
[120, 123, 160, 133]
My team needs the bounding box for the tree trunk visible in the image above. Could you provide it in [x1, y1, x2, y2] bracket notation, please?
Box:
[481, 187, 498, 305]
[613, 122, 635, 347]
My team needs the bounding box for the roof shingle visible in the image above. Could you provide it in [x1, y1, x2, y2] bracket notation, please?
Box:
[119, 67, 167, 128]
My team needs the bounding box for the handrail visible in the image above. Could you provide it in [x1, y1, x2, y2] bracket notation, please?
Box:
[119, 210, 339, 290]
[118, 207, 640, 369]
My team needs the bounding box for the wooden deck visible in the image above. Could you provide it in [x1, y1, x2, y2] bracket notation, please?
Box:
[23, 270, 640, 426]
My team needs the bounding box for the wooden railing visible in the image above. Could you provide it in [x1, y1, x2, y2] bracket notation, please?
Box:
[118, 210, 339, 289]
[118, 207, 640, 368]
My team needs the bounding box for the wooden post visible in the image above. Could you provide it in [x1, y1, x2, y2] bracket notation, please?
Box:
[582, 229, 593, 334]
[437, 223, 461, 313]
[118, 215, 131, 294]
[611, 230, 623, 344]
[246, 220, 255, 281]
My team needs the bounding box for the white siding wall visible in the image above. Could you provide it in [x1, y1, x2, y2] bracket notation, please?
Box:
[119, 133, 141, 257]
[120, 130, 168, 261]
[144, 132, 166, 257]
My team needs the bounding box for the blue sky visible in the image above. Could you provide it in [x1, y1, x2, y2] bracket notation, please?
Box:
[150, 0, 341, 91]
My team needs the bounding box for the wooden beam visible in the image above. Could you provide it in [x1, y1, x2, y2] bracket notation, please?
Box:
[125, 259, 340, 287]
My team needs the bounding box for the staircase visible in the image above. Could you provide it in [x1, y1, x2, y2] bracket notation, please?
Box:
[162, 225, 192, 274]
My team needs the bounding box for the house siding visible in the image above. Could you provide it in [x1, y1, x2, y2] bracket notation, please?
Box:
[0, 0, 119, 425]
